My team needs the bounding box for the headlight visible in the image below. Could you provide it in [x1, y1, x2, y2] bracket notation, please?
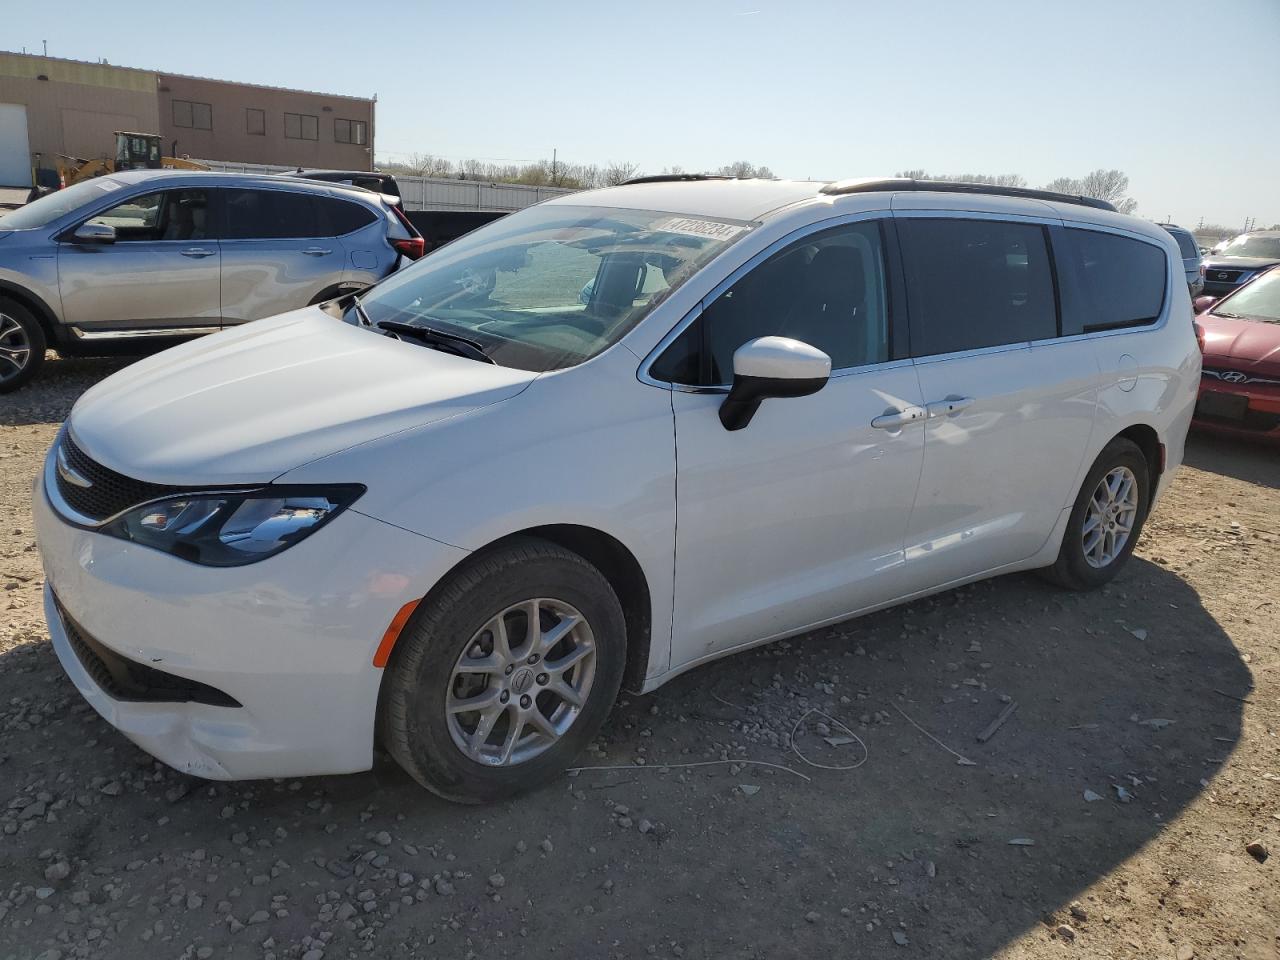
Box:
[101, 486, 364, 567]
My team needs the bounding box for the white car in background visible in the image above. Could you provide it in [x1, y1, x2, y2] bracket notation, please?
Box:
[35, 176, 1199, 802]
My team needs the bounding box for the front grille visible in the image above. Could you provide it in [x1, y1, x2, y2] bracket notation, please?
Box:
[56, 434, 183, 522]
[55, 595, 240, 708]
[1202, 367, 1280, 387]
[1208, 269, 1244, 283]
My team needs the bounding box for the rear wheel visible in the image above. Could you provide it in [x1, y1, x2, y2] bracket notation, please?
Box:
[0, 298, 46, 394]
[381, 538, 626, 803]
[1041, 438, 1150, 590]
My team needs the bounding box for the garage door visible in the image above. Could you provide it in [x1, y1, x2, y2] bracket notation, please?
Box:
[0, 104, 31, 186]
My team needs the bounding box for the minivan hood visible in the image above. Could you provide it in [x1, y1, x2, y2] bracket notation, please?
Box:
[68, 309, 538, 485]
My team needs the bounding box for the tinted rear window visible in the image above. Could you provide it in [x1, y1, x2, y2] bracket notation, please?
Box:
[1057, 229, 1166, 334]
[316, 197, 377, 236]
[222, 189, 317, 239]
[898, 218, 1057, 356]
[1167, 229, 1199, 260]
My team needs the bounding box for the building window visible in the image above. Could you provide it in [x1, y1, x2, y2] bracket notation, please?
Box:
[172, 100, 212, 131]
[284, 112, 318, 141]
[246, 108, 265, 136]
[334, 118, 368, 146]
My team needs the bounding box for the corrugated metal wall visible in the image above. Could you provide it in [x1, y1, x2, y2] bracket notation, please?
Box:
[198, 158, 581, 212]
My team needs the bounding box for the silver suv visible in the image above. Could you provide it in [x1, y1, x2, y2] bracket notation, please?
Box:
[0, 170, 422, 391]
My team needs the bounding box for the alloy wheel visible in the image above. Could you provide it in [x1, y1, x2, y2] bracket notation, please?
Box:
[445, 598, 596, 767]
[1082, 466, 1139, 569]
[0, 313, 31, 384]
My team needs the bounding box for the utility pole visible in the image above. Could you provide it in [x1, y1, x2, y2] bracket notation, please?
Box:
[42, 40, 47, 57]
[551, 148, 558, 187]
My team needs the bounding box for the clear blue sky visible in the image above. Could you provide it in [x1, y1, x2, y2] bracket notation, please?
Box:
[7, 0, 1278, 230]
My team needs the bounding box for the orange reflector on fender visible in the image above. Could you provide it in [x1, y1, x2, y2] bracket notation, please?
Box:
[373, 599, 420, 668]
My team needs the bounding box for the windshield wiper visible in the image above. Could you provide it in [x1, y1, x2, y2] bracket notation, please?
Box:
[375, 320, 495, 364]
[1212, 310, 1243, 319]
[350, 296, 373, 327]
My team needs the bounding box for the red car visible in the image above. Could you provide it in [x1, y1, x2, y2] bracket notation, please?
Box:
[1193, 266, 1280, 442]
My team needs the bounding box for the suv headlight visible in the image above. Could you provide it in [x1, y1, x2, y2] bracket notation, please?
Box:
[101, 485, 365, 567]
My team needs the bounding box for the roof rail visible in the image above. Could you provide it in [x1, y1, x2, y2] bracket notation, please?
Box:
[820, 177, 1118, 212]
[621, 174, 733, 185]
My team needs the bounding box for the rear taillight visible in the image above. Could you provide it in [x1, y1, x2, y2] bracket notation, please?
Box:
[389, 206, 425, 261]
[1192, 320, 1206, 353]
[392, 236, 425, 260]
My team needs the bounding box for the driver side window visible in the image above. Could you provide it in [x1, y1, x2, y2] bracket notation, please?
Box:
[86, 190, 211, 242]
[651, 221, 890, 386]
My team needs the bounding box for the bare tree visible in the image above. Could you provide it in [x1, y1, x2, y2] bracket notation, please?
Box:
[403, 153, 455, 178]
[895, 170, 1025, 187]
[602, 161, 641, 186]
[716, 161, 774, 179]
[1043, 169, 1138, 214]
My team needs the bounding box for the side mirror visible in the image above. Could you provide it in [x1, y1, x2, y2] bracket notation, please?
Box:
[72, 222, 116, 244]
[1193, 294, 1218, 314]
[719, 336, 831, 431]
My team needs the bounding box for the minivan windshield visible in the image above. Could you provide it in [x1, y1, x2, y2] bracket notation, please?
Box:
[1219, 234, 1280, 259]
[355, 204, 750, 371]
[0, 178, 125, 230]
[1214, 269, 1280, 324]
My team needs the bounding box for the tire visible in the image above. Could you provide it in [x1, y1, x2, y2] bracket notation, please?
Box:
[1041, 438, 1150, 591]
[0, 297, 47, 394]
[381, 537, 626, 803]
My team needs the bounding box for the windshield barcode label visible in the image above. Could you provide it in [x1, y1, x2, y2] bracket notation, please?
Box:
[652, 217, 746, 242]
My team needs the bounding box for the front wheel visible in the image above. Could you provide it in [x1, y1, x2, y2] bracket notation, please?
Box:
[380, 538, 626, 803]
[0, 298, 46, 394]
[1041, 437, 1150, 590]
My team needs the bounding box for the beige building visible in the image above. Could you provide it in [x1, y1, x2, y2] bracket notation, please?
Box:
[0, 52, 375, 186]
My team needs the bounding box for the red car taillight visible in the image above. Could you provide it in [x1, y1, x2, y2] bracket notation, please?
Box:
[392, 236, 425, 260]
[388, 205, 426, 260]
[1192, 320, 1206, 353]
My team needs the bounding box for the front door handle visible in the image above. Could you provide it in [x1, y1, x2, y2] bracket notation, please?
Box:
[302, 247, 332, 256]
[926, 397, 974, 419]
[180, 247, 215, 258]
[871, 405, 927, 430]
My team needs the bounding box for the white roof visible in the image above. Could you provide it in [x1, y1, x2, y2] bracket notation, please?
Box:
[545, 179, 825, 222]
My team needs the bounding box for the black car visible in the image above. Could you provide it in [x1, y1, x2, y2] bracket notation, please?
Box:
[285, 169, 402, 200]
[1200, 230, 1280, 298]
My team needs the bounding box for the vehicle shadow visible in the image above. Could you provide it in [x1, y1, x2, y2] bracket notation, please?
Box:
[0, 560, 1249, 959]
[0, 354, 136, 428]
[1185, 429, 1278, 490]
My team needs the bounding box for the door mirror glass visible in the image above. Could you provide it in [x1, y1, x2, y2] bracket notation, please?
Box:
[72, 222, 116, 244]
[719, 336, 831, 431]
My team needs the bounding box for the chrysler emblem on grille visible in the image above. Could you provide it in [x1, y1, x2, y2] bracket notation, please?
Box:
[56, 445, 93, 489]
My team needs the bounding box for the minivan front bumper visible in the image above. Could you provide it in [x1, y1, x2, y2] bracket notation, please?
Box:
[34, 458, 467, 780]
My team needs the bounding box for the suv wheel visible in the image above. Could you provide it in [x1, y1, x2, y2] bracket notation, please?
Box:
[381, 537, 626, 803]
[0, 298, 46, 394]
[1041, 437, 1150, 590]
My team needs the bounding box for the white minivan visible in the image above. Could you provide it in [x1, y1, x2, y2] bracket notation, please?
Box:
[34, 177, 1199, 802]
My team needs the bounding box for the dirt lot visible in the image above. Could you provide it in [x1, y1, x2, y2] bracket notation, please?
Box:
[1, 356, 1276, 960]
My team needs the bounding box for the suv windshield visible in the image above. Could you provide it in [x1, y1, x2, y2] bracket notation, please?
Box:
[0, 178, 125, 230]
[1215, 269, 1280, 324]
[356, 204, 750, 371]
[1220, 234, 1280, 259]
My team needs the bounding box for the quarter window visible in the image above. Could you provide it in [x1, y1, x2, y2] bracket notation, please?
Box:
[172, 99, 212, 131]
[652, 221, 891, 386]
[221, 189, 317, 240]
[334, 118, 368, 145]
[284, 113, 319, 141]
[314, 197, 377, 236]
[1056, 229, 1166, 335]
[898, 218, 1056, 356]
[246, 108, 266, 136]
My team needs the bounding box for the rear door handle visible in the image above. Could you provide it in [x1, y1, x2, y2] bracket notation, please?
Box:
[180, 247, 215, 258]
[871, 406, 927, 430]
[302, 247, 332, 256]
[925, 397, 974, 419]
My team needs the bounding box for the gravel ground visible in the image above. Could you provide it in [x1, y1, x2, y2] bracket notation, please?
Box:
[1, 354, 1277, 960]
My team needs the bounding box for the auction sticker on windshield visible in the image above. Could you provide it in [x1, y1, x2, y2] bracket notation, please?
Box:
[652, 216, 748, 243]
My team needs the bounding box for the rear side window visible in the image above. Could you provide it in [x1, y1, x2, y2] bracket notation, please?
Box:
[1057, 229, 1166, 335]
[1169, 230, 1199, 260]
[221, 189, 317, 240]
[315, 197, 377, 237]
[898, 218, 1056, 356]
